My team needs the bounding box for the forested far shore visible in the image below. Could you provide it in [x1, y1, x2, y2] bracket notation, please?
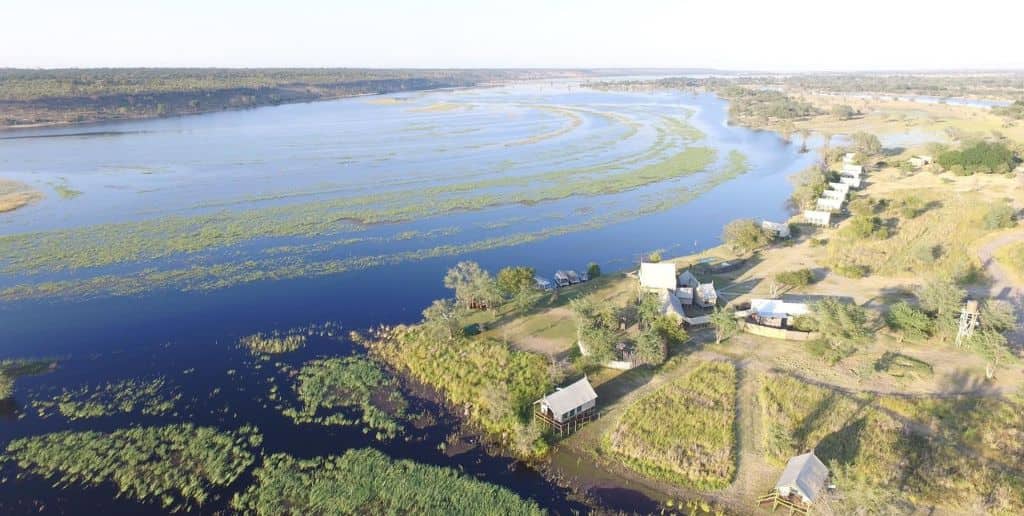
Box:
[0, 68, 595, 128]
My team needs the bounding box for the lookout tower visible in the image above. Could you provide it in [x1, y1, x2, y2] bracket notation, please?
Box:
[955, 300, 980, 348]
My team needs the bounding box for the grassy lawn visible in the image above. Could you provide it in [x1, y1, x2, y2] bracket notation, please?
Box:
[759, 373, 1024, 513]
[603, 360, 737, 490]
[995, 241, 1024, 283]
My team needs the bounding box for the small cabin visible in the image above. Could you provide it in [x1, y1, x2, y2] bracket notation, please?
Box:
[803, 210, 831, 227]
[761, 220, 791, 239]
[554, 270, 571, 287]
[843, 152, 857, 164]
[758, 452, 830, 513]
[639, 262, 678, 291]
[566, 270, 581, 284]
[659, 289, 686, 323]
[816, 197, 844, 212]
[677, 269, 700, 289]
[534, 377, 598, 435]
[695, 282, 717, 308]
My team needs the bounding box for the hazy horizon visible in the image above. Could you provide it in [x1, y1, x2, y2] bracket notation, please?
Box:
[3, 0, 1023, 71]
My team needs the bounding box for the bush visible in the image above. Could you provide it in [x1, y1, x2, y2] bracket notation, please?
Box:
[722, 219, 772, 253]
[885, 302, 933, 341]
[851, 132, 882, 156]
[899, 196, 926, 218]
[587, 262, 601, 279]
[811, 298, 870, 353]
[775, 269, 815, 288]
[983, 201, 1017, 229]
[831, 104, 855, 120]
[842, 215, 887, 240]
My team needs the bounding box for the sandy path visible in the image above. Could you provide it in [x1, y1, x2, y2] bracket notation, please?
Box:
[975, 230, 1024, 345]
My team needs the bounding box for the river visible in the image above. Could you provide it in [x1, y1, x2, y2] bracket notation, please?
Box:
[0, 80, 817, 514]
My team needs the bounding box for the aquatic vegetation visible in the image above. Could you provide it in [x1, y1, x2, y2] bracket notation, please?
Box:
[605, 361, 737, 489]
[31, 376, 181, 420]
[281, 356, 407, 440]
[3, 424, 261, 511]
[0, 178, 42, 213]
[367, 326, 551, 456]
[240, 332, 306, 354]
[52, 183, 82, 199]
[0, 358, 56, 399]
[231, 449, 544, 515]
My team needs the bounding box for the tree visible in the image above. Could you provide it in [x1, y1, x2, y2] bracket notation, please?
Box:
[918, 279, 964, 338]
[510, 289, 541, 315]
[885, 302, 933, 342]
[647, 251, 663, 263]
[722, 219, 771, 253]
[636, 292, 662, 330]
[967, 329, 1012, 379]
[444, 261, 500, 310]
[496, 266, 535, 298]
[788, 166, 827, 209]
[633, 330, 667, 365]
[851, 132, 882, 156]
[709, 307, 740, 344]
[981, 300, 1016, 333]
[587, 262, 601, 279]
[421, 299, 463, 341]
[812, 298, 870, 351]
[831, 104, 855, 120]
[798, 128, 810, 153]
[778, 120, 796, 143]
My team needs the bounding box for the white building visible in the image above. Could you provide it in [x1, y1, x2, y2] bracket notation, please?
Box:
[841, 163, 864, 177]
[843, 152, 857, 164]
[803, 210, 831, 227]
[678, 269, 700, 289]
[821, 189, 846, 201]
[828, 182, 851, 195]
[908, 155, 933, 168]
[695, 282, 718, 308]
[761, 220, 792, 239]
[639, 262, 677, 291]
[536, 377, 598, 423]
[774, 452, 830, 506]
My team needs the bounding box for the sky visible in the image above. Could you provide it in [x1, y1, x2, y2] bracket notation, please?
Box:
[2, 0, 1023, 71]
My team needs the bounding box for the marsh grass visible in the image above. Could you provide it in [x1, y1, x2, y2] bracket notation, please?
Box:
[281, 356, 408, 440]
[605, 361, 737, 489]
[231, 449, 544, 515]
[31, 377, 181, 420]
[240, 332, 306, 354]
[0, 358, 56, 399]
[3, 424, 261, 511]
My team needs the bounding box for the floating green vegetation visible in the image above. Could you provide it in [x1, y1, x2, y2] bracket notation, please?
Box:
[0, 147, 751, 303]
[240, 332, 306, 355]
[605, 361, 737, 489]
[281, 357, 407, 440]
[52, 183, 82, 199]
[3, 424, 261, 512]
[31, 377, 181, 420]
[503, 105, 583, 147]
[366, 327, 551, 456]
[0, 359, 56, 399]
[231, 449, 543, 515]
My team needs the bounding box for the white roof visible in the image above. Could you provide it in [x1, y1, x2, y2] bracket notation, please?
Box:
[539, 377, 597, 416]
[751, 298, 810, 318]
[554, 270, 569, 279]
[639, 262, 678, 290]
[828, 182, 850, 193]
[816, 197, 843, 211]
[659, 289, 685, 321]
[803, 210, 831, 225]
[841, 164, 863, 176]
[776, 452, 829, 503]
[761, 221, 791, 237]
[821, 189, 845, 200]
[839, 176, 861, 188]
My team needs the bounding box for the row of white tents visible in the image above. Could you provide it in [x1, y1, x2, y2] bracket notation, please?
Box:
[803, 153, 865, 227]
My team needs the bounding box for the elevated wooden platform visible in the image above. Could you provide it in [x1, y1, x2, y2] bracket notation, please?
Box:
[534, 406, 597, 436]
[756, 492, 810, 515]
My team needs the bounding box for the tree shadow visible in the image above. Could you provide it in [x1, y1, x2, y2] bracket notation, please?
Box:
[817, 417, 867, 468]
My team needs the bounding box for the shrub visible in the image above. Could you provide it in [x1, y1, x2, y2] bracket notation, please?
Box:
[722, 219, 772, 253]
[937, 140, 1015, 174]
[647, 250, 663, 262]
[586, 262, 601, 279]
[775, 269, 815, 288]
[851, 132, 882, 156]
[885, 302, 933, 341]
[983, 201, 1017, 229]
[899, 196, 926, 218]
[811, 298, 870, 353]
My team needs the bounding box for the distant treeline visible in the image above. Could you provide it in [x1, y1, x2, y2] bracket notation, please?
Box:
[0, 68, 591, 127]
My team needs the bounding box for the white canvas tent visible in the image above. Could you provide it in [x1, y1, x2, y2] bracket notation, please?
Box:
[639, 262, 677, 290]
[839, 176, 862, 188]
[775, 452, 829, 505]
[803, 210, 831, 226]
[678, 269, 700, 289]
[820, 189, 845, 201]
[816, 197, 843, 212]
[828, 182, 850, 195]
[841, 163, 863, 177]
[762, 220, 791, 238]
[751, 299, 810, 318]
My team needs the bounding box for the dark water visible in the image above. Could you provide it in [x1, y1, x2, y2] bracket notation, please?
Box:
[0, 81, 817, 514]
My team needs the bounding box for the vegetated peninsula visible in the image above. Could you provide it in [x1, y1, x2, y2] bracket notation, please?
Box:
[0, 68, 602, 128]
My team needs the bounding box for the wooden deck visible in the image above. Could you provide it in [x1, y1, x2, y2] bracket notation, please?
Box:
[534, 406, 598, 436]
[756, 492, 811, 515]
